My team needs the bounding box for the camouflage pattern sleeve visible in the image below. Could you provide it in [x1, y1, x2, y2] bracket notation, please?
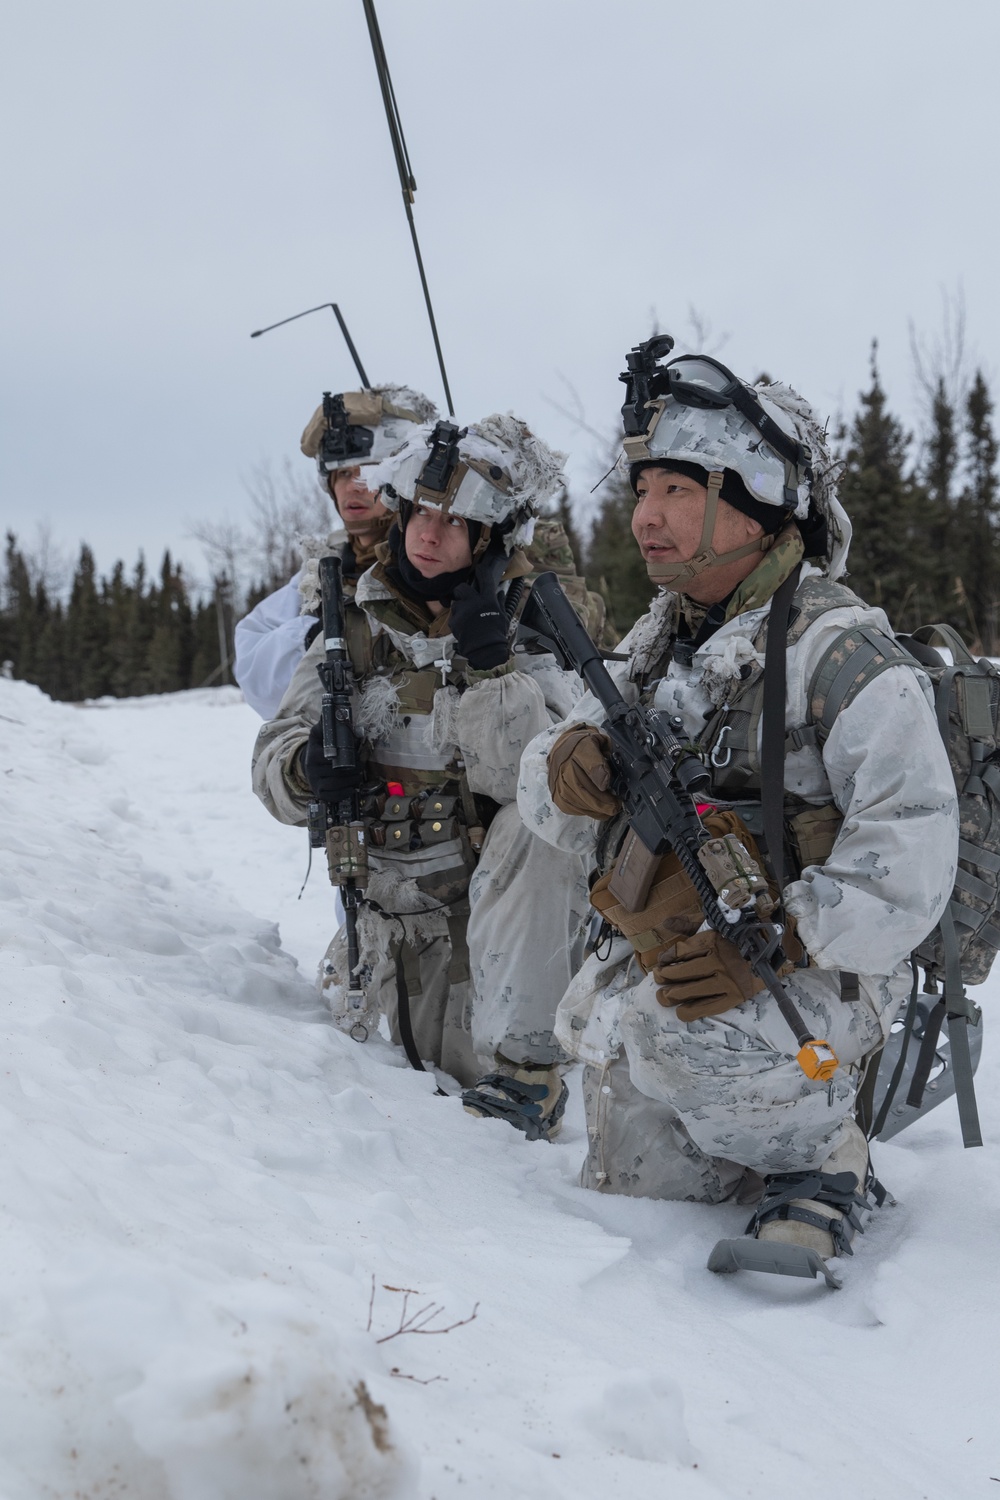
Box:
[517, 686, 614, 858]
[455, 671, 552, 805]
[250, 634, 325, 826]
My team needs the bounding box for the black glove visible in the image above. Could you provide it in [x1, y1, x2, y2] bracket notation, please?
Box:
[450, 571, 510, 670]
[299, 721, 363, 801]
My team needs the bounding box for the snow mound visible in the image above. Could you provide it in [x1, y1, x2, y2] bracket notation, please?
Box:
[0, 677, 413, 1499]
[2, 675, 999, 1500]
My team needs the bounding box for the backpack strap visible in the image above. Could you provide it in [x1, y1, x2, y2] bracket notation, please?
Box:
[807, 626, 919, 744]
[918, 904, 984, 1148]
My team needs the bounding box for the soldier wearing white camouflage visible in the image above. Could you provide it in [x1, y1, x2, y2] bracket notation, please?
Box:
[517, 338, 959, 1282]
[252, 414, 591, 1135]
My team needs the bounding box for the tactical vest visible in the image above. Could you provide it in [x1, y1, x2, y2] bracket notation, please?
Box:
[621, 575, 917, 887]
[342, 600, 489, 910]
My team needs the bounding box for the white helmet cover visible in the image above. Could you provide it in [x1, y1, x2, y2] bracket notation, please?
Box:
[364, 413, 567, 541]
[300, 384, 438, 477]
[623, 379, 852, 579]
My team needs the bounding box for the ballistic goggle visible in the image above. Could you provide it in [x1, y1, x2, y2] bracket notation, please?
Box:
[620, 336, 809, 472]
[318, 391, 375, 470]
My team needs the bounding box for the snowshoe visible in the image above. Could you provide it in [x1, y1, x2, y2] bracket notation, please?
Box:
[462, 1063, 568, 1142]
[708, 1121, 888, 1290]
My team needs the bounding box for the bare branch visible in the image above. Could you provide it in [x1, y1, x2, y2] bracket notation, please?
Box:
[910, 282, 972, 425]
[369, 1282, 480, 1345]
[389, 1368, 447, 1385]
[675, 306, 730, 358]
[541, 371, 608, 447]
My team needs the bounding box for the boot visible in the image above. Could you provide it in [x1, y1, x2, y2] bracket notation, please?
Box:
[462, 1055, 568, 1141]
[756, 1118, 873, 1258]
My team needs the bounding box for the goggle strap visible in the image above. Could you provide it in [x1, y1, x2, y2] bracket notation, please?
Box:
[783, 459, 800, 509]
[727, 385, 805, 467]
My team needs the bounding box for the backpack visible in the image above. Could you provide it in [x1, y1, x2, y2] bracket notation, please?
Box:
[806, 619, 1000, 1148]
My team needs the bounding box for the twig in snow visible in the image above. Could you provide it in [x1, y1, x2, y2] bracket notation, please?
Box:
[368, 1282, 479, 1345]
[390, 1366, 447, 1385]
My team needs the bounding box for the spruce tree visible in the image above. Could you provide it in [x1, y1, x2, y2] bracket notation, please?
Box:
[585, 470, 654, 635]
[958, 371, 1000, 651]
[64, 545, 111, 699]
[839, 344, 930, 628]
[2, 533, 35, 680]
[921, 377, 962, 622]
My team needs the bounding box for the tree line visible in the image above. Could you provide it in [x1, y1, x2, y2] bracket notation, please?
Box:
[0, 541, 242, 701]
[2, 344, 998, 703]
[0, 458, 326, 702]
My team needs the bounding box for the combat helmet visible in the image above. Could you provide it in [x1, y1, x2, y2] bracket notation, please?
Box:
[619, 336, 851, 582]
[364, 413, 567, 556]
[300, 385, 438, 481]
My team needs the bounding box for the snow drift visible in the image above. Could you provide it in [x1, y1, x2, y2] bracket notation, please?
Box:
[1, 677, 999, 1499]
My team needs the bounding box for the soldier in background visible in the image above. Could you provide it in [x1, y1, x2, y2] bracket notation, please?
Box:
[234, 387, 437, 720]
[252, 413, 592, 1138]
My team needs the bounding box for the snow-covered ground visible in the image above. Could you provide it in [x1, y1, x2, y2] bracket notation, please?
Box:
[2, 678, 998, 1499]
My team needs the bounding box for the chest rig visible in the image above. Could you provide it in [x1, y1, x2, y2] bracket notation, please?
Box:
[345, 606, 493, 908]
[620, 573, 913, 892]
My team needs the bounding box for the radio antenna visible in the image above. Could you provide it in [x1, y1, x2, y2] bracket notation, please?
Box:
[361, 0, 455, 416]
[250, 302, 370, 388]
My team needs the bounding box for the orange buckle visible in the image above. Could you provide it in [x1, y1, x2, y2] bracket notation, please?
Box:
[796, 1039, 839, 1082]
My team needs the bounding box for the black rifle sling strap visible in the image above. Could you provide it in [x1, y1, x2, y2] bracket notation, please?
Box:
[393, 943, 448, 1096]
[864, 956, 919, 1138]
[760, 564, 801, 900]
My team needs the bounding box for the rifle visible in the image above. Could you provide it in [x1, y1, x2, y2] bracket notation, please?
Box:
[308, 554, 370, 1038]
[520, 571, 839, 1082]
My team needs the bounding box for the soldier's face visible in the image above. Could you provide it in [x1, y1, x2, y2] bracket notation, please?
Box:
[331, 467, 389, 528]
[404, 503, 473, 578]
[631, 465, 761, 598]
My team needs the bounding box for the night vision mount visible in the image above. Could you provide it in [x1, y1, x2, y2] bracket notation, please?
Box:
[619, 334, 676, 438]
[319, 391, 375, 469]
[419, 419, 465, 494]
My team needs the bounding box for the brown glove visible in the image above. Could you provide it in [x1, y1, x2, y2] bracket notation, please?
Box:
[547, 723, 621, 819]
[653, 928, 760, 1021]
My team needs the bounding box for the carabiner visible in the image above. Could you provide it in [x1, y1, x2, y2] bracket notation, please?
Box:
[710, 724, 733, 768]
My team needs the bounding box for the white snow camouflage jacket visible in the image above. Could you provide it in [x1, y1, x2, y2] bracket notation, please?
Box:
[252, 560, 582, 831]
[517, 563, 959, 987]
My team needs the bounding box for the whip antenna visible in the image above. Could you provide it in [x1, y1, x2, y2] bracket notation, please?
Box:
[361, 0, 455, 416]
[250, 302, 370, 388]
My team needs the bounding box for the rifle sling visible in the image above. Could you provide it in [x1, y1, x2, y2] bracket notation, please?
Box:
[760, 564, 802, 896]
[393, 944, 448, 1096]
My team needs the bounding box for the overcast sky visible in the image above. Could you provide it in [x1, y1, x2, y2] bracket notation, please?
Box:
[2, 0, 998, 584]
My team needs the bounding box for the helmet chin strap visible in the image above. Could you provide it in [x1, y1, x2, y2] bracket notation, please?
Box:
[645, 470, 774, 585]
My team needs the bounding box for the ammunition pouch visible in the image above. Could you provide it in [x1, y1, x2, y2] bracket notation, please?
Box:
[367, 781, 492, 906]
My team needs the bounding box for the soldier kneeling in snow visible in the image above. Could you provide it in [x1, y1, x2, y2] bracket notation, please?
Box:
[517, 339, 959, 1281]
[252, 411, 591, 1138]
